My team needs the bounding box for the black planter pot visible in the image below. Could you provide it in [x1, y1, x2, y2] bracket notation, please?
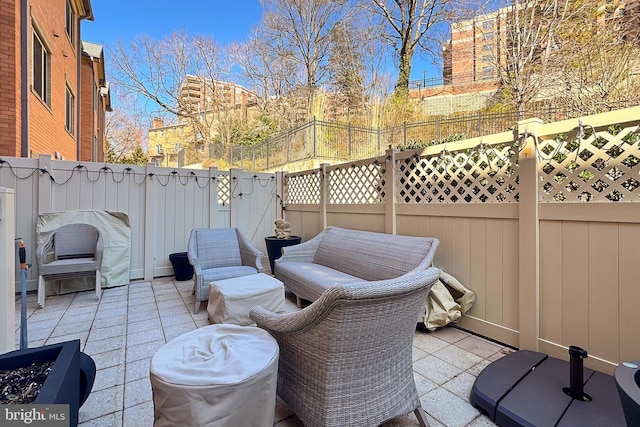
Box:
[169, 252, 194, 281]
[265, 236, 301, 274]
[0, 340, 96, 427]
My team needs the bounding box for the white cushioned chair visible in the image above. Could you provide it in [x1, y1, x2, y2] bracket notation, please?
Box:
[250, 267, 441, 427]
[187, 227, 264, 313]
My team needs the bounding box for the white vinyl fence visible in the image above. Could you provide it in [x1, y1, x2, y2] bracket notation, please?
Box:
[0, 155, 282, 292]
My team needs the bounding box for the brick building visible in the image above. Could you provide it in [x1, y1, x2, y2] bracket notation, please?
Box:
[80, 41, 111, 162]
[415, 1, 640, 113]
[442, 8, 505, 87]
[149, 76, 258, 168]
[0, 0, 110, 161]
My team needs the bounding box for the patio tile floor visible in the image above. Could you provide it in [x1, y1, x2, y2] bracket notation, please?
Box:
[13, 277, 508, 427]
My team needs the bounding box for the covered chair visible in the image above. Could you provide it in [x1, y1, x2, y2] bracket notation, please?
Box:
[188, 227, 264, 313]
[36, 223, 103, 307]
[250, 267, 441, 427]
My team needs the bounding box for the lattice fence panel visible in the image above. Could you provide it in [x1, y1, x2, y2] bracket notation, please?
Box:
[538, 125, 640, 202]
[217, 174, 231, 205]
[328, 163, 385, 204]
[398, 143, 519, 203]
[286, 173, 321, 204]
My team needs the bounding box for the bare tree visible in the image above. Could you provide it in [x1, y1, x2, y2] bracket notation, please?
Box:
[326, 12, 395, 124]
[229, 30, 305, 128]
[552, 1, 640, 113]
[489, 0, 573, 117]
[370, 0, 454, 94]
[109, 31, 232, 148]
[104, 89, 147, 163]
[259, 0, 354, 118]
[327, 20, 367, 121]
[481, 0, 640, 116]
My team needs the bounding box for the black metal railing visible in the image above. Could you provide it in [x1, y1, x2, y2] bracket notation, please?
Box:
[181, 101, 636, 171]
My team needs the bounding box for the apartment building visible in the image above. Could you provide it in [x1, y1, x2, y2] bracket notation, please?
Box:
[416, 0, 640, 114]
[149, 77, 258, 167]
[0, 0, 110, 161]
[442, 1, 638, 85]
[442, 8, 504, 87]
[179, 75, 257, 116]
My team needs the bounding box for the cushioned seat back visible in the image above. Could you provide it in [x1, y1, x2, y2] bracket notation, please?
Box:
[54, 223, 99, 260]
[313, 227, 436, 281]
[196, 228, 241, 269]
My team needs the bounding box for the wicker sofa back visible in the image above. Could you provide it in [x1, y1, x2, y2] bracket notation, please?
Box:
[275, 226, 439, 303]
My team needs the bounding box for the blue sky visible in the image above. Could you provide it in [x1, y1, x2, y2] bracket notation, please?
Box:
[82, 0, 265, 46]
[82, 0, 440, 86]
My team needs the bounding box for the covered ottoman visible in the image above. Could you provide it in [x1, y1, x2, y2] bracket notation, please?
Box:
[150, 324, 279, 427]
[208, 273, 285, 326]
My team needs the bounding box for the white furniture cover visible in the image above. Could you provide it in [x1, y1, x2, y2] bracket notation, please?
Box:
[37, 210, 131, 291]
[150, 324, 279, 427]
[207, 273, 285, 326]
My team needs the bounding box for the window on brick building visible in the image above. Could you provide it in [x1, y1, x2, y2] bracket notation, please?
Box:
[66, 0, 75, 46]
[483, 32, 494, 41]
[65, 85, 75, 134]
[32, 29, 51, 106]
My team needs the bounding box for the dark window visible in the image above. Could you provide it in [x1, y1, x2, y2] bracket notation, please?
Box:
[66, 85, 75, 134]
[32, 30, 50, 105]
[66, 1, 75, 45]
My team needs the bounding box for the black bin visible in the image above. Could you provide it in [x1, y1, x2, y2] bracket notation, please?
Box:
[169, 252, 193, 281]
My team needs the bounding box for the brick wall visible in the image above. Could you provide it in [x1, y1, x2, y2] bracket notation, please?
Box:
[0, 0, 21, 157]
[80, 54, 95, 161]
[1, 0, 92, 160]
[28, 0, 78, 159]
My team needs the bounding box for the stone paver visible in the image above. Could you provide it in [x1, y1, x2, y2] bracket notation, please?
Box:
[16, 276, 499, 427]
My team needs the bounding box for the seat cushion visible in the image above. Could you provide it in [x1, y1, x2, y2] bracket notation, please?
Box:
[40, 258, 99, 277]
[201, 266, 258, 284]
[275, 262, 361, 302]
[196, 228, 241, 270]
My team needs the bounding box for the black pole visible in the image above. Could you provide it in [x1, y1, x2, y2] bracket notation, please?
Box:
[18, 240, 28, 349]
[566, 345, 589, 400]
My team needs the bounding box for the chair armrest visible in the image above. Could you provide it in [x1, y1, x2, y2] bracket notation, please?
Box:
[413, 237, 440, 270]
[277, 228, 327, 263]
[250, 306, 314, 334]
[36, 233, 56, 268]
[236, 229, 264, 273]
[187, 231, 204, 274]
[251, 268, 442, 335]
[250, 279, 381, 335]
[250, 292, 336, 334]
[95, 234, 104, 267]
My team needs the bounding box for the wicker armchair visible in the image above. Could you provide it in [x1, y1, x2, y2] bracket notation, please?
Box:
[250, 267, 441, 427]
[36, 223, 103, 308]
[188, 227, 264, 313]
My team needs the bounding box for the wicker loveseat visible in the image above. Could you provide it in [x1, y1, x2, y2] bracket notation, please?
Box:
[274, 226, 439, 306]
